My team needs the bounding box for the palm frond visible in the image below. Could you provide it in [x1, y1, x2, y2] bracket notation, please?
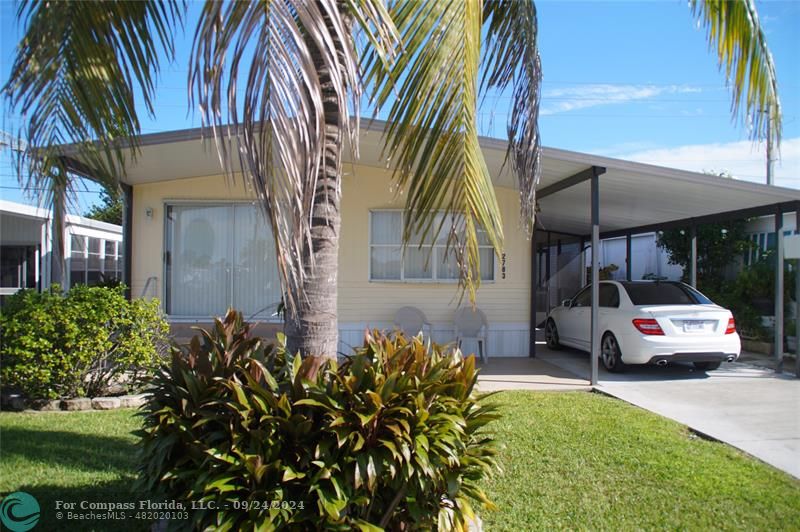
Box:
[481, 0, 542, 236]
[190, 0, 397, 312]
[690, 0, 781, 143]
[365, 0, 503, 303]
[4, 0, 183, 196]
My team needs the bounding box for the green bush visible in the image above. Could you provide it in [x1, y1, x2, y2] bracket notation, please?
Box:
[704, 253, 796, 340]
[1, 285, 169, 400]
[136, 310, 498, 530]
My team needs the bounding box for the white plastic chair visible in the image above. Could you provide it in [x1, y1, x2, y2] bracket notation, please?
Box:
[393, 306, 432, 338]
[454, 307, 488, 363]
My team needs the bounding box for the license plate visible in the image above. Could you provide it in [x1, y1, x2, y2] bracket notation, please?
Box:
[684, 321, 709, 332]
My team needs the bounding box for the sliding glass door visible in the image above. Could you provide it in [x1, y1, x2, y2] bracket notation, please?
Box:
[165, 203, 281, 319]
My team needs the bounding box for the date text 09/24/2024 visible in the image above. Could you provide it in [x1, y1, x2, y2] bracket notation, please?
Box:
[53, 499, 306, 512]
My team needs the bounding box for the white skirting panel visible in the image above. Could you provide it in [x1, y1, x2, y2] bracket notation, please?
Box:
[338, 322, 530, 357]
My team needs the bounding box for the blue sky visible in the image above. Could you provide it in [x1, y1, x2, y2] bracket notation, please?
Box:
[1, 0, 798, 215]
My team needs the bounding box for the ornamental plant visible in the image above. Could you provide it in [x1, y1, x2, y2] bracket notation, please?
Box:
[0, 284, 169, 400]
[136, 309, 499, 530]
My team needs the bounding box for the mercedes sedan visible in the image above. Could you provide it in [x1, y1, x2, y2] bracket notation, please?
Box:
[544, 281, 741, 372]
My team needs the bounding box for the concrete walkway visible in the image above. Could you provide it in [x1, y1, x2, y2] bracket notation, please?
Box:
[539, 347, 800, 478]
[476, 356, 590, 391]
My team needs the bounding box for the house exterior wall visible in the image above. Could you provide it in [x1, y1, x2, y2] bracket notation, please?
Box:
[130, 166, 532, 356]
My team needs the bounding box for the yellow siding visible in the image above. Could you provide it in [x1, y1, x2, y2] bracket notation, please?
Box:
[338, 166, 530, 325]
[130, 175, 254, 300]
[131, 165, 531, 354]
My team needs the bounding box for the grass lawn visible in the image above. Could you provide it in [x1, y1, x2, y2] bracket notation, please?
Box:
[1, 392, 798, 531]
[480, 391, 800, 531]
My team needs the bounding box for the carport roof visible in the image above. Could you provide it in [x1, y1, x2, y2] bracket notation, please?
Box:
[529, 147, 800, 237]
[69, 119, 800, 236]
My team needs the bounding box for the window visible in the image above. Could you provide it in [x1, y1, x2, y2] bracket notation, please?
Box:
[621, 282, 713, 306]
[69, 235, 87, 285]
[599, 284, 620, 308]
[87, 237, 102, 284]
[571, 286, 591, 307]
[104, 241, 121, 282]
[68, 235, 122, 287]
[165, 203, 282, 318]
[1, 246, 37, 290]
[569, 284, 618, 307]
[369, 211, 494, 282]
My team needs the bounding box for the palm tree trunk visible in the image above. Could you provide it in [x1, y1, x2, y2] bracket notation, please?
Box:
[284, 5, 349, 369]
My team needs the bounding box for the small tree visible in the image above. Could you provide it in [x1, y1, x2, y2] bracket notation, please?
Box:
[84, 189, 123, 225]
[656, 220, 753, 293]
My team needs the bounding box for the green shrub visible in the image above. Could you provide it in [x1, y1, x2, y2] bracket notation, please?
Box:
[704, 253, 796, 340]
[0, 284, 169, 400]
[136, 310, 498, 530]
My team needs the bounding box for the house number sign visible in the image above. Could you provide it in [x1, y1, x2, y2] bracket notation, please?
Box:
[501, 252, 506, 279]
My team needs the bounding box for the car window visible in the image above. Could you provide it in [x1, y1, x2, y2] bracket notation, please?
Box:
[599, 284, 620, 308]
[621, 282, 712, 305]
[572, 286, 591, 307]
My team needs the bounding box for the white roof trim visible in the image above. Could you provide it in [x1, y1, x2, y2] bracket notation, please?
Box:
[0, 199, 122, 233]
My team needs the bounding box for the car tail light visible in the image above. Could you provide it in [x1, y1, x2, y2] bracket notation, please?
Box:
[632, 318, 665, 335]
[725, 318, 736, 334]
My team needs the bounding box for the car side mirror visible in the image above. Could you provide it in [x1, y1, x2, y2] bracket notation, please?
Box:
[562, 299, 572, 308]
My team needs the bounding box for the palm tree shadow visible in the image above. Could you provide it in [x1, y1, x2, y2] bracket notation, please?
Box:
[1, 428, 154, 531]
[1, 427, 137, 475]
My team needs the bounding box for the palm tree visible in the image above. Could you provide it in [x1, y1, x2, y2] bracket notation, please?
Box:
[4, 0, 782, 367]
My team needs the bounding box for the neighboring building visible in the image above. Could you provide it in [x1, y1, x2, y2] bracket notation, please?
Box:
[0, 199, 122, 302]
[744, 212, 799, 265]
[59, 122, 799, 356]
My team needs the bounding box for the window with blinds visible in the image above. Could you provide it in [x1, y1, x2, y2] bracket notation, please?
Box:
[369, 211, 494, 282]
[164, 203, 282, 319]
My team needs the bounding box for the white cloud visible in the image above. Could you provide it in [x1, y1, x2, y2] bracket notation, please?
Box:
[608, 137, 800, 189]
[541, 84, 702, 115]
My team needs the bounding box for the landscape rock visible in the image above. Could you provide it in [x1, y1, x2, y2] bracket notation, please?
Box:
[119, 394, 147, 409]
[38, 400, 63, 411]
[91, 397, 121, 410]
[62, 398, 92, 411]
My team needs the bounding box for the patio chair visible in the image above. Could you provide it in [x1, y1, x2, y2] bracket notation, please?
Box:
[393, 306, 432, 338]
[454, 307, 488, 363]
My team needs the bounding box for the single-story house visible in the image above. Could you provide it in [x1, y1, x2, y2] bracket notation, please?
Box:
[59, 120, 800, 380]
[0, 199, 122, 303]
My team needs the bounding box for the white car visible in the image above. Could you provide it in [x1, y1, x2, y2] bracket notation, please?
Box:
[544, 280, 741, 372]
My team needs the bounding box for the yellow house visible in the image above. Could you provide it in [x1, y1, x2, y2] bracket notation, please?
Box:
[94, 120, 798, 359]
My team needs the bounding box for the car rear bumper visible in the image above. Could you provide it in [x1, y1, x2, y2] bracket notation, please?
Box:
[617, 332, 741, 364]
[646, 352, 736, 365]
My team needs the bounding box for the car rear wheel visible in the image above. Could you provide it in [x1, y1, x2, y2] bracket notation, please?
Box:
[601, 333, 626, 373]
[693, 361, 722, 371]
[545, 319, 561, 350]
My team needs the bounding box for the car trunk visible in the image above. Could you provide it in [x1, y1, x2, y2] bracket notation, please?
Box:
[637, 304, 731, 336]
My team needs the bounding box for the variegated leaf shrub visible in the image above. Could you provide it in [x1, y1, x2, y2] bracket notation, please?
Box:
[136, 309, 499, 531]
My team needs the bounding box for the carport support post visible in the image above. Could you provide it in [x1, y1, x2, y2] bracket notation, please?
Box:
[529, 229, 537, 358]
[50, 178, 66, 286]
[796, 209, 800, 378]
[690, 225, 697, 288]
[775, 210, 784, 373]
[626, 233, 632, 281]
[590, 169, 600, 386]
[122, 183, 134, 301]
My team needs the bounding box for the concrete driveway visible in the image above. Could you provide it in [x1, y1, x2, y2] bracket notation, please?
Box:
[539, 347, 800, 478]
[476, 356, 590, 392]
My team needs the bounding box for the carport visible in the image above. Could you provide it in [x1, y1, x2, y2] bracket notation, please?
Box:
[526, 147, 800, 383]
